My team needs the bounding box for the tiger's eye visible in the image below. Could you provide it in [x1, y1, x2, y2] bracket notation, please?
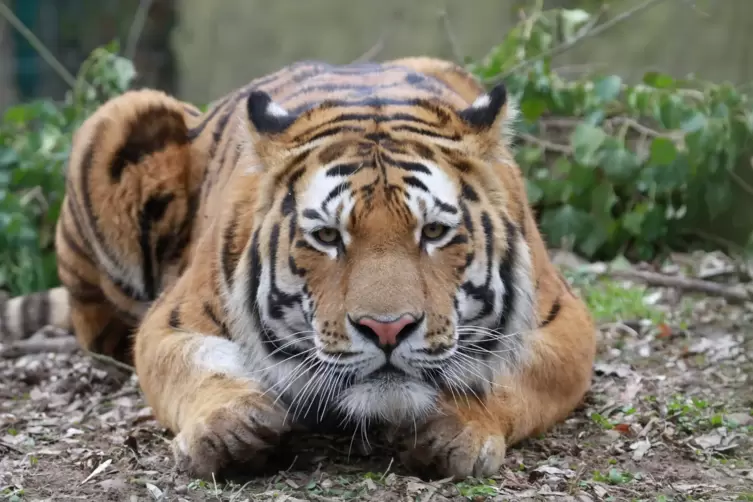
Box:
[422, 223, 449, 241]
[313, 227, 341, 245]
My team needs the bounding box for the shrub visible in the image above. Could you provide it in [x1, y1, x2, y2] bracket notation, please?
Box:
[0, 42, 135, 295]
[469, 6, 753, 261]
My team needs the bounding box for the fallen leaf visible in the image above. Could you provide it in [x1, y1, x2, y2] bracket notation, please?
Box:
[630, 439, 651, 460]
[694, 432, 722, 450]
[81, 458, 112, 484]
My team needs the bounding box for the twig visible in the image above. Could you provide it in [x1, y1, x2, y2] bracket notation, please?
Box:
[351, 34, 386, 64]
[519, 132, 572, 154]
[487, 0, 677, 83]
[84, 349, 136, 373]
[125, 0, 154, 61]
[601, 269, 751, 304]
[438, 10, 464, 63]
[0, 336, 79, 358]
[0, 1, 77, 89]
[0, 439, 22, 453]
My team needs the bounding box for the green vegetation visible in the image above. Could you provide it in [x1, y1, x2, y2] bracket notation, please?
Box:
[2, 5, 753, 296]
[0, 42, 134, 295]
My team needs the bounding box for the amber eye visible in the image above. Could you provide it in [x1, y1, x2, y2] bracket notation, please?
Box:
[313, 227, 341, 246]
[422, 222, 450, 242]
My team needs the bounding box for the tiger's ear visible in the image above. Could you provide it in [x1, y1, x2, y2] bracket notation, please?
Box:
[246, 90, 298, 137]
[457, 83, 516, 154]
[458, 83, 508, 131]
[244, 91, 301, 169]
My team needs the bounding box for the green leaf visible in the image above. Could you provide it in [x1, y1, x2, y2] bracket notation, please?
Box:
[593, 75, 622, 103]
[704, 178, 732, 219]
[525, 179, 544, 205]
[570, 123, 607, 166]
[520, 97, 548, 122]
[681, 112, 707, 133]
[600, 145, 640, 184]
[649, 137, 678, 165]
[643, 71, 676, 89]
[622, 207, 646, 236]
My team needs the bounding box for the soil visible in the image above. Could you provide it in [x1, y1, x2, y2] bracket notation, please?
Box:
[1, 250, 752, 502]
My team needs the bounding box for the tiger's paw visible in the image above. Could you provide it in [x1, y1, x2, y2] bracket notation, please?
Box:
[400, 414, 507, 479]
[171, 394, 289, 479]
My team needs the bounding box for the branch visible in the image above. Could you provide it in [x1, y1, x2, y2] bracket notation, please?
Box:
[351, 34, 386, 64]
[486, 0, 677, 84]
[602, 269, 752, 304]
[125, 0, 154, 61]
[0, 1, 77, 89]
[0, 336, 79, 358]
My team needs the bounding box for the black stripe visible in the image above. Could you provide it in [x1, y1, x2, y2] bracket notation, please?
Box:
[221, 202, 241, 289]
[203, 302, 230, 338]
[59, 219, 91, 261]
[109, 105, 189, 182]
[302, 208, 324, 221]
[476, 219, 519, 352]
[460, 181, 479, 202]
[139, 193, 175, 301]
[79, 126, 120, 269]
[390, 124, 461, 141]
[321, 182, 350, 211]
[326, 163, 360, 177]
[433, 197, 458, 215]
[540, 298, 561, 328]
[168, 305, 181, 329]
[403, 176, 429, 192]
[187, 93, 233, 140]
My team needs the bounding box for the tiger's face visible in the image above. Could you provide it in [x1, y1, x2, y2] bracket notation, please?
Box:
[232, 83, 536, 428]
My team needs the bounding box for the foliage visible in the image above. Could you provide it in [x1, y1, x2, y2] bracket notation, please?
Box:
[469, 4, 753, 261]
[0, 41, 135, 295]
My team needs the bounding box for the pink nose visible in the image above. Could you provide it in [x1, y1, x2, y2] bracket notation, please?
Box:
[357, 314, 416, 346]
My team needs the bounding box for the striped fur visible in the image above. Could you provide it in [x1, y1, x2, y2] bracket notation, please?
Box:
[1, 57, 596, 480]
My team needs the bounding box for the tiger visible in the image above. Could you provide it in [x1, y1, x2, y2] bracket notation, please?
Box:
[0, 56, 597, 480]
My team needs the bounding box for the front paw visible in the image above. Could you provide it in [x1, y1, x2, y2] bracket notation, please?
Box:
[172, 393, 289, 479]
[400, 414, 507, 479]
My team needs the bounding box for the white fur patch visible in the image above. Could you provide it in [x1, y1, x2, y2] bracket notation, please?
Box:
[337, 379, 438, 426]
[189, 334, 251, 378]
[471, 93, 491, 109]
[266, 101, 290, 118]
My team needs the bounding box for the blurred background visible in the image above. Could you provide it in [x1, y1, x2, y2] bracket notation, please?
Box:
[1, 0, 752, 297]
[0, 0, 746, 110]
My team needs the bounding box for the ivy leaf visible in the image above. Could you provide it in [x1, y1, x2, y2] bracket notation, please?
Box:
[681, 112, 707, 133]
[649, 137, 678, 165]
[594, 75, 622, 103]
[571, 124, 607, 166]
[525, 179, 543, 205]
[643, 71, 676, 89]
[704, 177, 732, 219]
[520, 97, 548, 122]
[540, 205, 592, 245]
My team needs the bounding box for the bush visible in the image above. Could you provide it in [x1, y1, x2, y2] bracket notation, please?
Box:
[469, 6, 753, 261]
[0, 42, 135, 295]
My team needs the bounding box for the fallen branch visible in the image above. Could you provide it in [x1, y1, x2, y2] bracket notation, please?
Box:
[0, 336, 79, 359]
[603, 269, 752, 304]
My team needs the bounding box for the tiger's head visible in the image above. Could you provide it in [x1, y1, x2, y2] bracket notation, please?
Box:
[226, 72, 537, 428]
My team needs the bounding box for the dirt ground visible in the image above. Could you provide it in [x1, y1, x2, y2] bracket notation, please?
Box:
[1, 250, 752, 502]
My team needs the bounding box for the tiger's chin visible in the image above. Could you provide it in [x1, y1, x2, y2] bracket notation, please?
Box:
[335, 368, 439, 427]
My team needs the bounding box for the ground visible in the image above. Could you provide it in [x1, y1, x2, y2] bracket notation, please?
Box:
[1, 250, 752, 502]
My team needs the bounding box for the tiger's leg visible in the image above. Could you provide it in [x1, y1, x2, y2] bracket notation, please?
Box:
[134, 262, 290, 479]
[401, 288, 596, 478]
[56, 89, 203, 364]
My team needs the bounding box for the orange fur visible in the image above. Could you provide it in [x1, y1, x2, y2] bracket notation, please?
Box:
[2, 57, 596, 480]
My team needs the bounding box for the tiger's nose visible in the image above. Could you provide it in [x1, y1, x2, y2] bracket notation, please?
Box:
[351, 313, 421, 347]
